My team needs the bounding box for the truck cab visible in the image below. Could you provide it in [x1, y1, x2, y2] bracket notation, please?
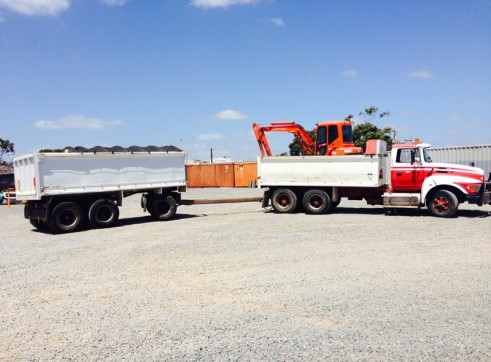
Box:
[385, 141, 491, 217]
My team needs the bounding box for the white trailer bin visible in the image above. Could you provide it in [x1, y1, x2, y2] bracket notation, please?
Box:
[13, 146, 186, 233]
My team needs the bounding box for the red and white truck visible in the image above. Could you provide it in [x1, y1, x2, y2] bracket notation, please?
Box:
[254, 120, 491, 217]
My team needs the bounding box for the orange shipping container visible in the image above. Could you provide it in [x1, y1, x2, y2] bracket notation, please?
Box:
[186, 162, 258, 188]
[186, 163, 234, 188]
[233, 162, 258, 187]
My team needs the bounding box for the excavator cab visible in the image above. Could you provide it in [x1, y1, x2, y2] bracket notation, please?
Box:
[315, 121, 363, 155]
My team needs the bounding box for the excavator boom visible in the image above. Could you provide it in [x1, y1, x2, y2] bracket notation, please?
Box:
[253, 122, 315, 157]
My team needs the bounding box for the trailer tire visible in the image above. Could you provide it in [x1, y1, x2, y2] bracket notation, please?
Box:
[148, 194, 177, 221]
[303, 189, 331, 214]
[427, 189, 459, 218]
[88, 198, 119, 228]
[30, 219, 50, 231]
[49, 201, 84, 233]
[271, 188, 298, 213]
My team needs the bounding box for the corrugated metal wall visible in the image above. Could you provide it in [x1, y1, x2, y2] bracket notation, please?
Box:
[186, 162, 258, 188]
[233, 162, 258, 187]
[430, 145, 491, 177]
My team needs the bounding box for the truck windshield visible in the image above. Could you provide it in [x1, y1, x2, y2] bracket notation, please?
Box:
[342, 125, 354, 143]
[423, 147, 432, 163]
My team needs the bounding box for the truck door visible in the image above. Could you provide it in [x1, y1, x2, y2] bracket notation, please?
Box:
[391, 148, 427, 191]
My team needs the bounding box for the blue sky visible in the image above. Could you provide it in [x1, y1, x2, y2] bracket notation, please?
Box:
[1, 0, 490, 161]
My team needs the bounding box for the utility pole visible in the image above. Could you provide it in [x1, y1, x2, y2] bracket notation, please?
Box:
[210, 148, 213, 163]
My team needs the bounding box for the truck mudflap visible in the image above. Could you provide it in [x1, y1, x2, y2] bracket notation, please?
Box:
[261, 190, 271, 208]
[24, 201, 49, 221]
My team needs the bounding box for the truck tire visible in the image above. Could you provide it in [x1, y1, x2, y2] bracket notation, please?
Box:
[271, 188, 298, 213]
[148, 194, 177, 221]
[303, 189, 331, 214]
[49, 201, 85, 233]
[88, 198, 119, 228]
[427, 189, 459, 218]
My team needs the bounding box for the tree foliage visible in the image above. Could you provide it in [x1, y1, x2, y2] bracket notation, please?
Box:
[288, 129, 316, 156]
[0, 138, 15, 164]
[352, 123, 393, 151]
[348, 106, 393, 151]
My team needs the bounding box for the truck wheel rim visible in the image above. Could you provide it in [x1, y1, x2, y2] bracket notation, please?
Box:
[433, 197, 449, 212]
[309, 195, 323, 209]
[59, 210, 77, 226]
[96, 206, 113, 222]
[279, 195, 290, 206]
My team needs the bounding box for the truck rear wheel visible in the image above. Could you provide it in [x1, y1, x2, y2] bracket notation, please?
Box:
[271, 188, 297, 213]
[427, 189, 459, 218]
[303, 189, 331, 214]
[89, 198, 119, 228]
[148, 194, 177, 221]
[49, 201, 85, 233]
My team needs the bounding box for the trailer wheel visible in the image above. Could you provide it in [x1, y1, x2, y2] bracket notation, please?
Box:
[427, 189, 459, 218]
[30, 219, 50, 232]
[88, 198, 119, 228]
[49, 201, 84, 233]
[303, 189, 331, 214]
[148, 194, 177, 221]
[271, 188, 297, 213]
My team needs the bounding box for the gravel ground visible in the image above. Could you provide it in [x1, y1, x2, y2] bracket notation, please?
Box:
[1, 188, 491, 361]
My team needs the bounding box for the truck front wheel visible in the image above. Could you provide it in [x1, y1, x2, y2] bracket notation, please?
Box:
[427, 190, 459, 218]
[303, 189, 331, 214]
[89, 198, 120, 228]
[49, 201, 85, 233]
[148, 194, 177, 221]
[271, 188, 297, 213]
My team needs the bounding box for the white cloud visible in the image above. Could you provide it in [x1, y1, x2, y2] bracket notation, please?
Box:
[341, 69, 358, 78]
[271, 18, 285, 27]
[446, 114, 462, 122]
[409, 70, 434, 79]
[214, 109, 248, 121]
[190, 0, 258, 9]
[197, 133, 225, 141]
[0, 0, 69, 16]
[100, 0, 129, 6]
[35, 114, 123, 129]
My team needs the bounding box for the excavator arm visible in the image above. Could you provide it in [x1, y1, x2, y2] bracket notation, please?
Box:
[253, 122, 315, 157]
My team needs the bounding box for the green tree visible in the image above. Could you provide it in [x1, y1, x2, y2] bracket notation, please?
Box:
[288, 129, 316, 156]
[0, 138, 15, 164]
[348, 106, 393, 151]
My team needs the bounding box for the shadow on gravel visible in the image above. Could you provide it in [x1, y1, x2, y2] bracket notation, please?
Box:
[383, 208, 491, 219]
[114, 213, 200, 228]
[264, 206, 491, 219]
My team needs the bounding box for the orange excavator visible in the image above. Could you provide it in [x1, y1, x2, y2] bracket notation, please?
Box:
[252, 119, 364, 157]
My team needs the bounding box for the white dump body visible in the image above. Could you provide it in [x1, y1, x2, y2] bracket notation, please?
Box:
[257, 154, 389, 188]
[13, 151, 186, 201]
